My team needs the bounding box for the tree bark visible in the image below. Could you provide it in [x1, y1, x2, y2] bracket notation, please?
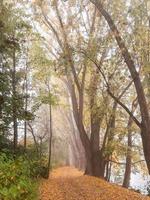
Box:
[89, 69, 105, 177]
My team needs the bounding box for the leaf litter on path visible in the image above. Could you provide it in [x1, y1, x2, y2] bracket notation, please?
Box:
[40, 167, 150, 200]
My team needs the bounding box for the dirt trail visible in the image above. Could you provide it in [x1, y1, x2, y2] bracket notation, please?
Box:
[40, 167, 150, 200]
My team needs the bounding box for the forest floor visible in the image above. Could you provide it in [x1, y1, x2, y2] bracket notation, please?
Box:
[40, 167, 150, 200]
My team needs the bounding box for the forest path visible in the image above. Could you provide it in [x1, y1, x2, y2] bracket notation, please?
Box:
[40, 167, 149, 200]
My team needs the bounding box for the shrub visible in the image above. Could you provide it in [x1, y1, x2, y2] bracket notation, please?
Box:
[0, 153, 38, 200]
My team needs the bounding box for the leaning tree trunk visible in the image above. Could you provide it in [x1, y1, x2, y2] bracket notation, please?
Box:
[90, 0, 150, 174]
[68, 80, 93, 175]
[67, 109, 86, 170]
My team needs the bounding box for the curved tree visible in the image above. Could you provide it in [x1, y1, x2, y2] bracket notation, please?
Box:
[90, 0, 150, 174]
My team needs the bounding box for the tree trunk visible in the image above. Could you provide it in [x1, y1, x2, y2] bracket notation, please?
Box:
[39, 137, 42, 161]
[122, 121, 132, 188]
[101, 101, 117, 180]
[69, 80, 93, 175]
[106, 159, 112, 182]
[12, 48, 18, 153]
[46, 93, 53, 179]
[79, 121, 93, 175]
[90, 0, 150, 174]
[28, 122, 39, 155]
[89, 110, 106, 178]
[123, 99, 137, 188]
[24, 62, 28, 149]
[67, 109, 86, 170]
[89, 69, 105, 177]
